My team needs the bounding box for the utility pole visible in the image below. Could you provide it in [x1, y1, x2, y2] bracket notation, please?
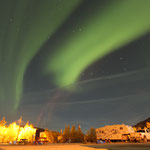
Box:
[16, 117, 22, 142]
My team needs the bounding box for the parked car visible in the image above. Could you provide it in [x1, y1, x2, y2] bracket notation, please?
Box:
[130, 129, 150, 142]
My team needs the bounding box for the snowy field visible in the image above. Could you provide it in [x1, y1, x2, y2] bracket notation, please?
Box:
[0, 144, 106, 150]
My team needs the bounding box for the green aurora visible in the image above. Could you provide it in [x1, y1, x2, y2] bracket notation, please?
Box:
[0, 0, 150, 111]
[45, 0, 150, 87]
[0, 0, 82, 110]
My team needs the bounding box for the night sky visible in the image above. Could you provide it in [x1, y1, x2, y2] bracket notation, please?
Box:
[0, 0, 150, 132]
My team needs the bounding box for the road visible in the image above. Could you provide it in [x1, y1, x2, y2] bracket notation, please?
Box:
[84, 143, 150, 150]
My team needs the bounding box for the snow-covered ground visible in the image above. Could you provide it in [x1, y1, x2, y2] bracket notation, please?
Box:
[0, 144, 106, 150]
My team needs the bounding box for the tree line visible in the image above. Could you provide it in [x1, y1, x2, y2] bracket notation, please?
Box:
[45, 125, 97, 143]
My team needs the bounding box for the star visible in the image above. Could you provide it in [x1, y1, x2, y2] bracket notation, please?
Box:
[9, 18, 13, 22]
[90, 72, 94, 75]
